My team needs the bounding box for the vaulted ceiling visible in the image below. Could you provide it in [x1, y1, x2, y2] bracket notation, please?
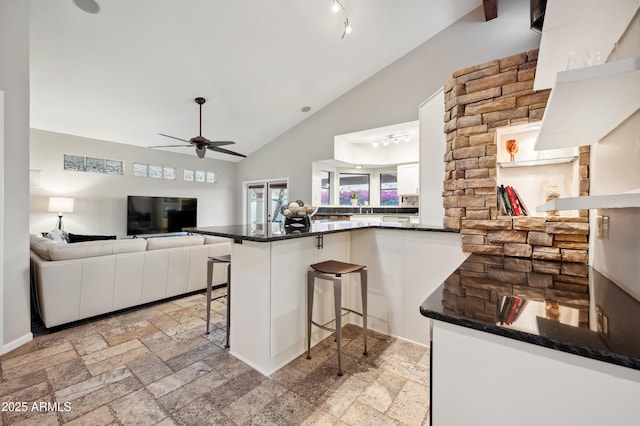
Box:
[30, 0, 482, 161]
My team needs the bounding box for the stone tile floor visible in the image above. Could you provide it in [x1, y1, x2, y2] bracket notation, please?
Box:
[1, 290, 431, 425]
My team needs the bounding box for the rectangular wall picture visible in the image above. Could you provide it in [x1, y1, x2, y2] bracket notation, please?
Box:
[105, 159, 124, 175]
[86, 157, 106, 173]
[163, 166, 177, 180]
[64, 154, 86, 171]
[133, 163, 148, 177]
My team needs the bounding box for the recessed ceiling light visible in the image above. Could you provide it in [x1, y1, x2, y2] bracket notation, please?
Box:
[301, 106, 311, 113]
[73, 0, 100, 14]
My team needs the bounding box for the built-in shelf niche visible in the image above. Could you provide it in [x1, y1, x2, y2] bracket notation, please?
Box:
[495, 123, 579, 217]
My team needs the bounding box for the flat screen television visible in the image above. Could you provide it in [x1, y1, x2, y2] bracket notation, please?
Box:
[127, 196, 197, 236]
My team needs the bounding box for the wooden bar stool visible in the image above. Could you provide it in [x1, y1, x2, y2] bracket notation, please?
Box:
[206, 255, 231, 348]
[306, 259, 368, 376]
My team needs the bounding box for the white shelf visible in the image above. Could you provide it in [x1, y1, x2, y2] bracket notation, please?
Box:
[534, 56, 640, 151]
[497, 156, 577, 168]
[534, 0, 639, 90]
[536, 191, 640, 212]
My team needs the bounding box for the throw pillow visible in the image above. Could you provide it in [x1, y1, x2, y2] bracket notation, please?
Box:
[68, 233, 117, 243]
[49, 228, 69, 243]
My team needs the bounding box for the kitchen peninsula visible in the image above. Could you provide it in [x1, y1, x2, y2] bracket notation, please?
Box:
[420, 254, 640, 425]
[186, 221, 466, 375]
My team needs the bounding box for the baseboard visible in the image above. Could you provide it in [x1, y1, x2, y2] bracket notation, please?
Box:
[2, 332, 33, 356]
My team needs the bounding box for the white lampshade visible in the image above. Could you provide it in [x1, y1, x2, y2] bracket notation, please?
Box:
[48, 197, 75, 214]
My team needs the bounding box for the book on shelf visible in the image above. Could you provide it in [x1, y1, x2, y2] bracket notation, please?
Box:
[512, 299, 528, 323]
[498, 296, 528, 326]
[497, 185, 529, 217]
[505, 298, 522, 324]
[498, 296, 514, 324]
[512, 187, 530, 216]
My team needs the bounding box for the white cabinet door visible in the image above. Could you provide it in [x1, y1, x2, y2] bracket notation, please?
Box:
[397, 163, 419, 195]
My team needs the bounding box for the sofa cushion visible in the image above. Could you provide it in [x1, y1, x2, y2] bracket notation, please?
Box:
[203, 235, 233, 245]
[145, 235, 204, 251]
[69, 233, 117, 243]
[48, 238, 147, 261]
[30, 235, 60, 260]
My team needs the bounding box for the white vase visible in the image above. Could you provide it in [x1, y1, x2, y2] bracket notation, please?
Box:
[351, 199, 358, 206]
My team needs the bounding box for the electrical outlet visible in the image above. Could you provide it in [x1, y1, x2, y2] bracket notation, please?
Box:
[596, 215, 610, 238]
[596, 306, 609, 335]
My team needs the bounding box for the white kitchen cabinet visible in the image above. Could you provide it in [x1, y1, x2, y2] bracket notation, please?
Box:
[397, 163, 419, 195]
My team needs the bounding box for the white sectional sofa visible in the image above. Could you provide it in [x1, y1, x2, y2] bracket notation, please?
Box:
[29, 234, 232, 328]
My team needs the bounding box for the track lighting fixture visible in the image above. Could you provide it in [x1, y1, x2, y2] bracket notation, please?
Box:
[374, 133, 410, 146]
[331, 0, 352, 39]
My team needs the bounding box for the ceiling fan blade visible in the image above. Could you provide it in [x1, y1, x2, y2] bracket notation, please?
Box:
[148, 144, 192, 148]
[208, 145, 247, 158]
[207, 141, 236, 147]
[159, 133, 191, 143]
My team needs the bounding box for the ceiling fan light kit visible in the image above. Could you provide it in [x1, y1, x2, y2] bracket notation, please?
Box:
[150, 97, 246, 159]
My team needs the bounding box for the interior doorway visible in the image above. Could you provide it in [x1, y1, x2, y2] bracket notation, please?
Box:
[245, 179, 288, 232]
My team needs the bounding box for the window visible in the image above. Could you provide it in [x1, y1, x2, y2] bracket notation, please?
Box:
[339, 173, 370, 205]
[320, 170, 330, 205]
[380, 172, 399, 206]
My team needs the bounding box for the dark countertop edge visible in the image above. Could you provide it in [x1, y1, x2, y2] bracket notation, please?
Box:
[185, 224, 459, 243]
[313, 212, 419, 216]
[420, 306, 640, 371]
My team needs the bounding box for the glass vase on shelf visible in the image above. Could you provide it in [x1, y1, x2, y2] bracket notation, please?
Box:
[505, 139, 519, 162]
[545, 185, 560, 217]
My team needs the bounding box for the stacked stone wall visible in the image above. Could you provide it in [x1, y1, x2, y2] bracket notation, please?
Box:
[443, 49, 590, 262]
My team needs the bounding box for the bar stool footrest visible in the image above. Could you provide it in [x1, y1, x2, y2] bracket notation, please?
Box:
[310, 320, 336, 333]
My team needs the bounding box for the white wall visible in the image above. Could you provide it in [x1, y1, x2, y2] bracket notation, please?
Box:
[419, 89, 446, 226]
[590, 110, 640, 300]
[0, 0, 32, 354]
[237, 0, 541, 209]
[30, 129, 239, 237]
[589, 10, 640, 300]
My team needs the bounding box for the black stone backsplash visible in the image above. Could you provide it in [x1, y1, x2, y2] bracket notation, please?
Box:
[315, 207, 418, 215]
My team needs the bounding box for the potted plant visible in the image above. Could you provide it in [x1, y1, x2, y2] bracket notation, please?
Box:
[350, 192, 358, 206]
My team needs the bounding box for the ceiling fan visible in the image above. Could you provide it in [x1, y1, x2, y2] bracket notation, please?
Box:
[150, 97, 246, 159]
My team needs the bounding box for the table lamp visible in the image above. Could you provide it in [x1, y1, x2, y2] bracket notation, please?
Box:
[48, 197, 74, 230]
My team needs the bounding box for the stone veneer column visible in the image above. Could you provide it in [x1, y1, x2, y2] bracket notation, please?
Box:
[442, 49, 590, 263]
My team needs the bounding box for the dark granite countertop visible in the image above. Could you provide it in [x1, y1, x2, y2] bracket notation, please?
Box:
[185, 220, 456, 243]
[420, 254, 640, 370]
